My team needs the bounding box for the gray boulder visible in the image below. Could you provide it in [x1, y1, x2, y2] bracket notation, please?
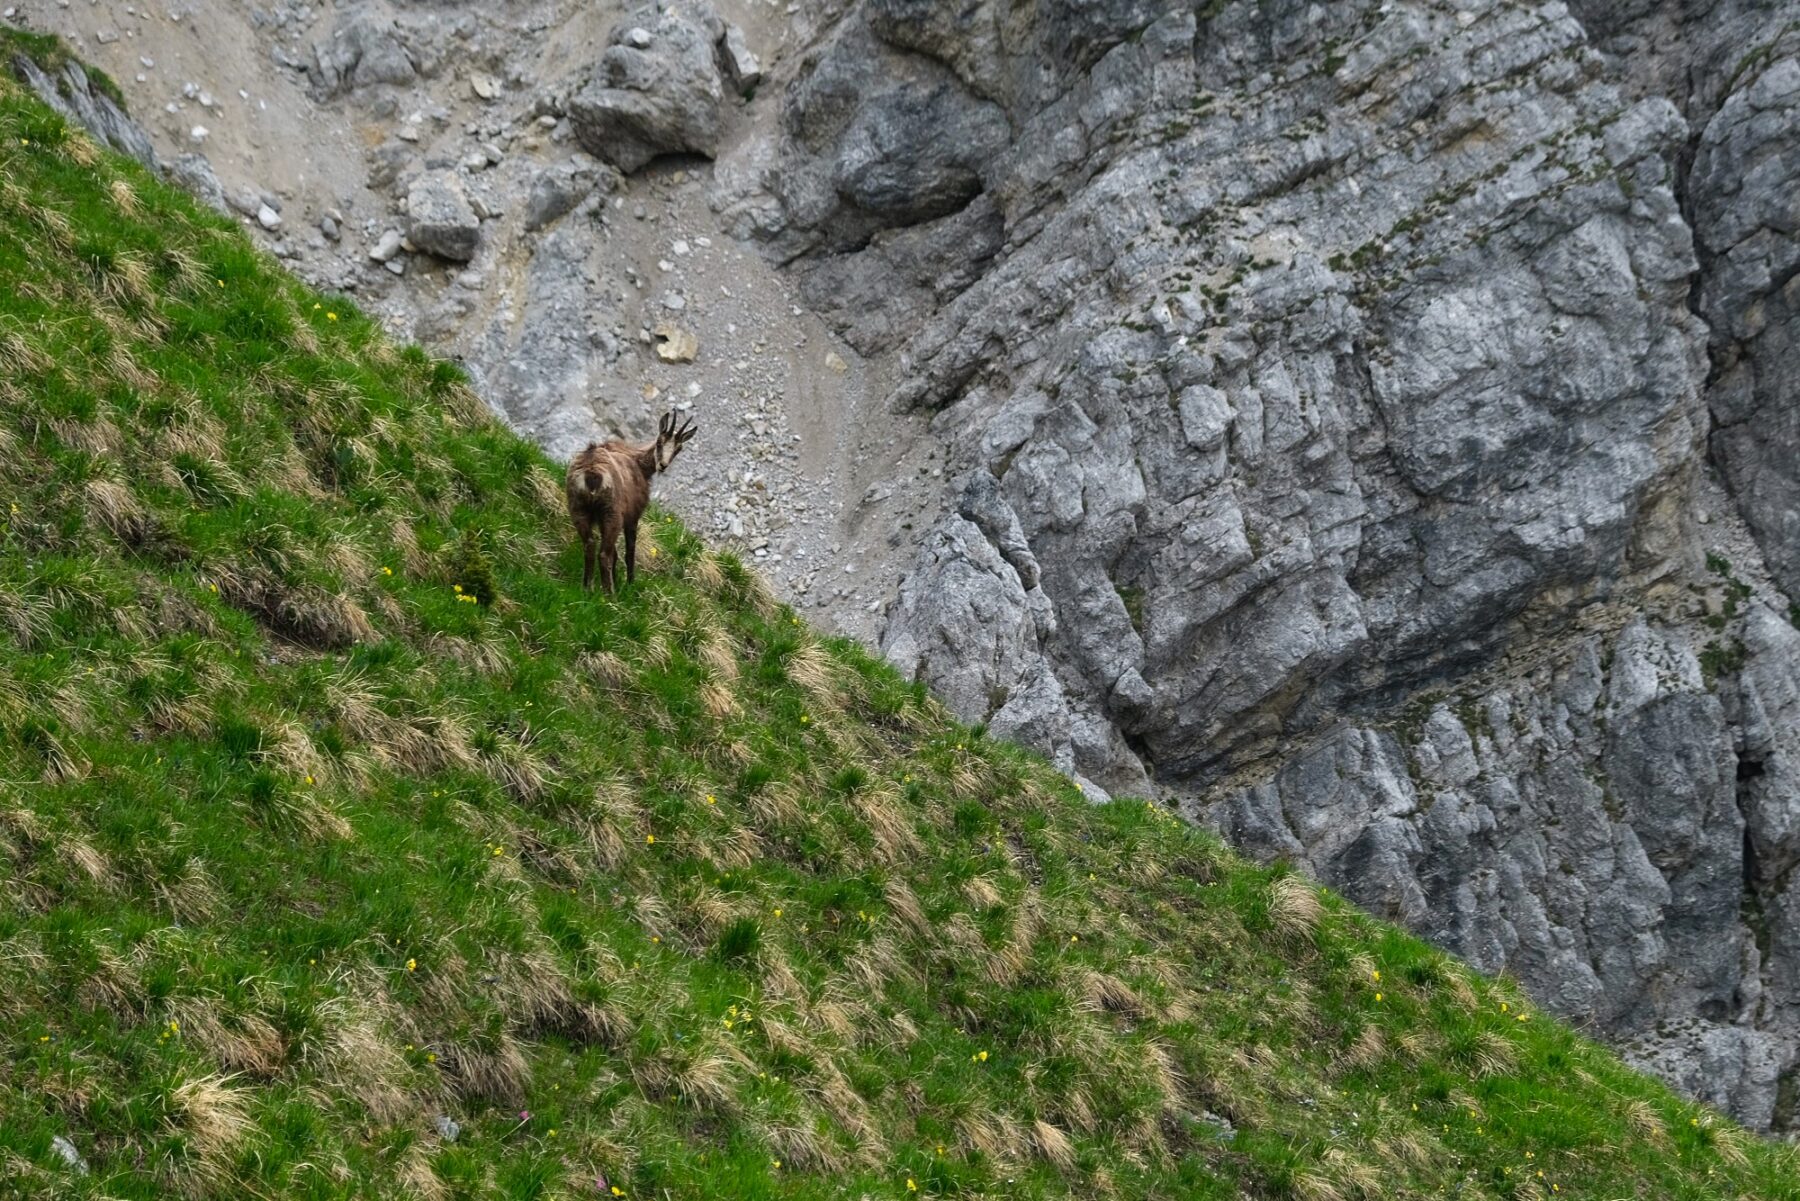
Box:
[568, 2, 726, 172]
[718, 24, 762, 96]
[524, 160, 614, 231]
[165, 153, 228, 214]
[311, 10, 416, 96]
[405, 172, 480, 262]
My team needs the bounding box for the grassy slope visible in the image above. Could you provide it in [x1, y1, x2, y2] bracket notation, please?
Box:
[0, 48, 1794, 1201]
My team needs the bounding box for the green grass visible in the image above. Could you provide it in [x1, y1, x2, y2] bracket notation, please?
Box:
[0, 49, 1796, 1201]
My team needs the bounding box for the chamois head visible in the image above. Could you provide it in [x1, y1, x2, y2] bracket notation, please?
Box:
[653, 410, 698, 472]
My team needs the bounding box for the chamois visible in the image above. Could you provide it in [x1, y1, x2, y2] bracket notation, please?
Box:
[565, 410, 698, 594]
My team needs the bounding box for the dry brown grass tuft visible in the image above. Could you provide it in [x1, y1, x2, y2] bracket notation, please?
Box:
[1078, 969, 1146, 1019]
[396, 1144, 448, 1201]
[697, 624, 741, 682]
[1340, 1025, 1386, 1072]
[1032, 1118, 1077, 1173]
[478, 728, 554, 803]
[962, 873, 1005, 910]
[579, 650, 636, 691]
[699, 675, 741, 720]
[107, 176, 141, 215]
[1268, 874, 1323, 940]
[1445, 970, 1480, 1013]
[442, 1030, 532, 1105]
[59, 837, 115, 890]
[746, 780, 804, 831]
[1293, 1170, 1346, 1201]
[0, 327, 50, 377]
[169, 1073, 254, 1183]
[158, 858, 224, 924]
[173, 999, 288, 1079]
[686, 549, 727, 594]
[633, 1034, 738, 1113]
[63, 130, 100, 166]
[883, 878, 932, 940]
[850, 783, 918, 863]
[1472, 1030, 1516, 1078]
[0, 584, 52, 649]
[1141, 1039, 1185, 1111]
[1321, 1147, 1382, 1197]
[785, 641, 842, 709]
[84, 477, 150, 544]
[1622, 1097, 1668, 1142]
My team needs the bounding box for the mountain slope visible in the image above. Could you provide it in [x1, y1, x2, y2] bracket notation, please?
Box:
[0, 42, 1795, 1201]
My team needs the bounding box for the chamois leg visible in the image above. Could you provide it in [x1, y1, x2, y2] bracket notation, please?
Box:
[572, 516, 596, 592]
[624, 516, 640, 586]
[599, 517, 621, 596]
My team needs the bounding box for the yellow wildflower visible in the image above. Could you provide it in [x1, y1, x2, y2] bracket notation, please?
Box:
[326, 311, 338, 321]
[907, 1181, 917, 1192]
[406, 958, 417, 972]
[646, 834, 656, 844]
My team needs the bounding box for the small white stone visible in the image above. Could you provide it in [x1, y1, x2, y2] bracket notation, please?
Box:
[256, 204, 282, 230]
[369, 230, 404, 262]
[189, 124, 209, 142]
[672, 239, 690, 256]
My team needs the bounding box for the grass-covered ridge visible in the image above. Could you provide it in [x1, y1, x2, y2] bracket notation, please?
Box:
[0, 49, 1795, 1201]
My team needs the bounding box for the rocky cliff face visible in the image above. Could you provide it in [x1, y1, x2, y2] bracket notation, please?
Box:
[13, 0, 1800, 1129]
[724, 0, 1800, 1128]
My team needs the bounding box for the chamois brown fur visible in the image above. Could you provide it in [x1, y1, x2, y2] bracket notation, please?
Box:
[565, 410, 697, 594]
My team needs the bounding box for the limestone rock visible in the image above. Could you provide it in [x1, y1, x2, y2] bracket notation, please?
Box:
[404, 172, 480, 262]
[568, 2, 726, 172]
[1693, 52, 1800, 601]
[524, 160, 613, 231]
[165, 152, 227, 214]
[653, 323, 699, 363]
[10, 54, 157, 170]
[311, 10, 416, 96]
[718, 23, 762, 96]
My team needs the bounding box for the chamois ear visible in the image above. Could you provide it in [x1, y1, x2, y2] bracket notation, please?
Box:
[674, 415, 697, 445]
[658, 410, 677, 439]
